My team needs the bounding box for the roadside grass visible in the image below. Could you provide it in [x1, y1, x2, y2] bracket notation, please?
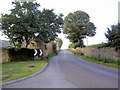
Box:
[2, 60, 47, 83]
[46, 51, 61, 62]
[1, 51, 58, 83]
[68, 50, 119, 69]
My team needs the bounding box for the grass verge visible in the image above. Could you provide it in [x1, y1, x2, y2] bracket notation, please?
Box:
[1, 52, 58, 83]
[68, 50, 119, 69]
[2, 60, 47, 83]
[46, 51, 60, 62]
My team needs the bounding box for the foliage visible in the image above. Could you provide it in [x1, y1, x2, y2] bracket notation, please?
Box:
[35, 9, 64, 43]
[52, 42, 57, 54]
[105, 23, 120, 50]
[8, 48, 34, 61]
[63, 11, 96, 48]
[68, 43, 75, 48]
[86, 43, 111, 48]
[1, 2, 40, 48]
[45, 52, 56, 62]
[1, 1, 64, 48]
[56, 38, 63, 49]
[68, 49, 119, 68]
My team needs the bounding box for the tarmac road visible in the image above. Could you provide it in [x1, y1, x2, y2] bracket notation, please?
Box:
[2, 51, 118, 88]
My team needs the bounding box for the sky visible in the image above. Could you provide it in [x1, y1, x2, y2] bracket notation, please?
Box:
[0, 0, 119, 49]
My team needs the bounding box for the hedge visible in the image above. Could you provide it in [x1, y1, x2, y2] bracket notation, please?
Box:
[8, 48, 34, 62]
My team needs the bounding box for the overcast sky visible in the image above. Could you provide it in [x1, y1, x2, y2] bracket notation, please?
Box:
[0, 0, 119, 49]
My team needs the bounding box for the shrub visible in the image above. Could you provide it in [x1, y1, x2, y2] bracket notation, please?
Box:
[8, 48, 34, 62]
[80, 53, 84, 56]
[46, 52, 56, 62]
[69, 43, 75, 48]
[52, 42, 57, 55]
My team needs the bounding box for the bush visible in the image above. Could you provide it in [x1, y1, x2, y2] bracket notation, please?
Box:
[69, 43, 75, 48]
[46, 52, 56, 62]
[80, 53, 84, 56]
[8, 48, 34, 62]
[52, 42, 57, 55]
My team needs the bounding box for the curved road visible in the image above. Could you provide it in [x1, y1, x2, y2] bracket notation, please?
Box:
[3, 51, 118, 88]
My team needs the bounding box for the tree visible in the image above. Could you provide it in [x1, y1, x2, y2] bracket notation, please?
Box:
[63, 11, 96, 48]
[68, 43, 75, 48]
[35, 9, 64, 43]
[1, 1, 64, 48]
[56, 38, 63, 49]
[1, 2, 40, 48]
[105, 23, 120, 49]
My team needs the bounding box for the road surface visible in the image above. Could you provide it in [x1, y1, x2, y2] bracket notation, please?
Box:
[3, 51, 118, 88]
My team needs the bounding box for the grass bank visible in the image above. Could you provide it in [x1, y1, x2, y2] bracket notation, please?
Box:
[2, 52, 57, 83]
[68, 49, 119, 69]
[2, 60, 47, 83]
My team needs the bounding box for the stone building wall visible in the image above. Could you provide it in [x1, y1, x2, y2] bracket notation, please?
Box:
[45, 43, 53, 57]
[28, 41, 53, 57]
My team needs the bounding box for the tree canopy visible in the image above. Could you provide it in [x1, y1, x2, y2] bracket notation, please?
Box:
[1, 1, 64, 48]
[63, 11, 96, 48]
[68, 43, 75, 48]
[105, 23, 120, 49]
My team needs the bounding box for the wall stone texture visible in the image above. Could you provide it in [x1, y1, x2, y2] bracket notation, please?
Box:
[28, 40, 53, 57]
[70, 47, 120, 60]
[1, 49, 9, 63]
[1, 41, 54, 63]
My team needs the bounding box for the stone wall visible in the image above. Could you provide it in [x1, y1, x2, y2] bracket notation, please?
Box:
[45, 43, 53, 56]
[69, 47, 120, 60]
[28, 41, 53, 57]
[0, 49, 9, 63]
[1, 41, 54, 63]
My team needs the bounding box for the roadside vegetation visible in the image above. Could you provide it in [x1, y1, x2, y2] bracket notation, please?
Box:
[68, 23, 120, 69]
[2, 60, 47, 82]
[68, 49, 119, 69]
[2, 51, 58, 83]
[1, 1, 63, 83]
[86, 43, 111, 48]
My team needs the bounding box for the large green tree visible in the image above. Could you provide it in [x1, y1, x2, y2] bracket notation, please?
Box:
[63, 11, 96, 48]
[35, 9, 64, 43]
[1, 1, 63, 48]
[1, 2, 40, 48]
[105, 23, 120, 49]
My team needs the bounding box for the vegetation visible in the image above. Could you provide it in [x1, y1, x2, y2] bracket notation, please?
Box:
[46, 52, 58, 62]
[55, 38, 63, 49]
[86, 43, 111, 48]
[52, 42, 57, 54]
[68, 43, 75, 48]
[2, 50, 58, 83]
[8, 48, 34, 62]
[105, 23, 120, 50]
[1, 1, 64, 48]
[68, 49, 119, 69]
[63, 11, 96, 48]
[2, 60, 47, 82]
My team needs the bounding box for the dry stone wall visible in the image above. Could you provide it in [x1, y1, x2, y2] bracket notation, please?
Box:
[1, 49, 9, 63]
[70, 47, 120, 60]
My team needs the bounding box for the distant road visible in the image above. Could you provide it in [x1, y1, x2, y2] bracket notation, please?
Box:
[3, 51, 118, 88]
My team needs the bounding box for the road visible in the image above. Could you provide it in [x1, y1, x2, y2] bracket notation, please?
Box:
[3, 51, 118, 88]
